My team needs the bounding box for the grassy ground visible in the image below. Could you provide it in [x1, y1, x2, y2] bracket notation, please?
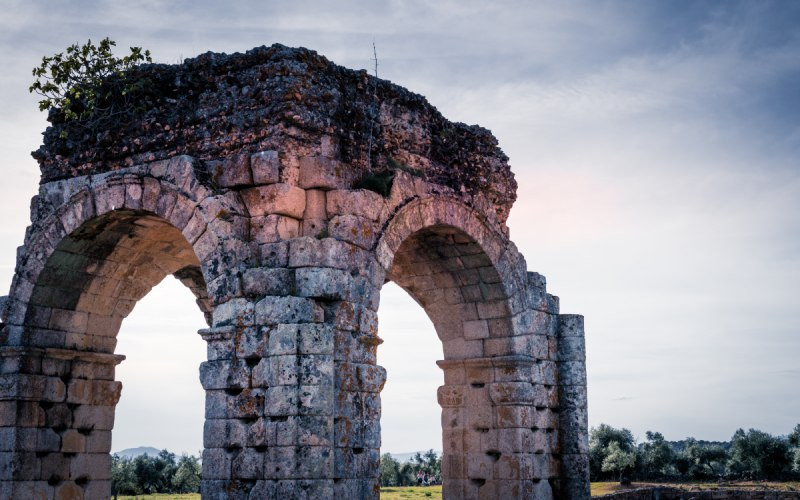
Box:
[118, 487, 443, 499]
[118, 482, 800, 498]
[379, 485, 442, 499]
[591, 481, 800, 497]
[118, 495, 200, 499]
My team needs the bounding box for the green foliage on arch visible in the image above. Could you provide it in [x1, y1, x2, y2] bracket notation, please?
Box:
[30, 37, 153, 138]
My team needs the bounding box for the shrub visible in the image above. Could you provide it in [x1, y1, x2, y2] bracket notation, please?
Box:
[30, 37, 152, 137]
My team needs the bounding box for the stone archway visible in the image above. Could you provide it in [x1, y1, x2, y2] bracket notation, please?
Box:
[1, 44, 589, 499]
[377, 197, 571, 498]
[0, 159, 227, 498]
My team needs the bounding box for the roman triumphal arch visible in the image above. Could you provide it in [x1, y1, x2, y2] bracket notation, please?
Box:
[0, 45, 589, 499]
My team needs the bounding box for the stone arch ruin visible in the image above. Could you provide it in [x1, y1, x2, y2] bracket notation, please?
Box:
[0, 45, 589, 499]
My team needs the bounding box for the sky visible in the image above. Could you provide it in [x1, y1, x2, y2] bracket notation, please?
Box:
[1, 1, 799, 455]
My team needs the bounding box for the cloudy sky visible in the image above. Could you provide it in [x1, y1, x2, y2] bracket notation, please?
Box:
[1, 1, 798, 455]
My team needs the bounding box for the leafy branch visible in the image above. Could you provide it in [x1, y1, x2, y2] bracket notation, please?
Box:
[30, 38, 153, 138]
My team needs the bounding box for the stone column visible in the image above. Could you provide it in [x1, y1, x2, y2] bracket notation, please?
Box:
[437, 356, 558, 500]
[198, 236, 384, 499]
[0, 345, 123, 499]
[557, 314, 590, 499]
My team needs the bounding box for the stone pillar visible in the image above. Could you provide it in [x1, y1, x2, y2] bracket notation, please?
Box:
[437, 356, 558, 500]
[0, 346, 123, 499]
[557, 314, 590, 499]
[197, 236, 385, 499]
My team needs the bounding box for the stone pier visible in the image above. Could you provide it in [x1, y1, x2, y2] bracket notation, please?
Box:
[0, 45, 590, 498]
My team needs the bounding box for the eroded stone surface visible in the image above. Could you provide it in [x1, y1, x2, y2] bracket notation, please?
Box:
[0, 45, 589, 499]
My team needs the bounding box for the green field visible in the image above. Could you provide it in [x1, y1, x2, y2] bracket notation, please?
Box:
[119, 495, 200, 500]
[380, 486, 442, 499]
[591, 481, 800, 497]
[117, 483, 800, 499]
[118, 487, 442, 499]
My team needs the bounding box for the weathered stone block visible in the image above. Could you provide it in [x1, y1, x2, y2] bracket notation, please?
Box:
[559, 384, 587, 410]
[249, 479, 277, 498]
[534, 408, 559, 430]
[276, 478, 335, 497]
[437, 385, 466, 408]
[326, 189, 384, 221]
[267, 324, 299, 355]
[304, 189, 327, 220]
[232, 448, 264, 479]
[298, 384, 335, 415]
[242, 267, 294, 297]
[40, 451, 69, 480]
[558, 335, 586, 362]
[70, 452, 111, 480]
[301, 218, 328, 238]
[260, 241, 290, 267]
[59, 429, 85, 453]
[559, 361, 587, 386]
[328, 215, 378, 250]
[208, 154, 253, 188]
[205, 389, 265, 420]
[268, 446, 296, 479]
[72, 405, 115, 430]
[250, 357, 270, 388]
[488, 382, 535, 406]
[251, 150, 280, 185]
[297, 324, 334, 355]
[288, 236, 375, 273]
[495, 405, 534, 429]
[85, 430, 112, 453]
[298, 156, 350, 190]
[199, 359, 249, 390]
[203, 448, 232, 480]
[466, 452, 494, 480]
[294, 445, 333, 478]
[212, 298, 255, 328]
[247, 417, 276, 447]
[251, 214, 301, 244]
[557, 314, 584, 337]
[265, 385, 299, 416]
[241, 183, 306, 218]
[298, 355, 334, 386]
[463, 319, 490, 340]
[297, 416, 333, 447]
[295, 267, 354, 300]
[255, 296, 323, 325]
[66, 379, 121, 406]
[540, 360, 558, 386]
[269, 355, 299, 386]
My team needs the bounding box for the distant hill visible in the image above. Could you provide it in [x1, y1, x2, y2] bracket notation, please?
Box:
[113, 446, 161, 459]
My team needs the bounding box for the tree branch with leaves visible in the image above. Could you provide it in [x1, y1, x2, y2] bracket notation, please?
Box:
[30, 37, 152, 138]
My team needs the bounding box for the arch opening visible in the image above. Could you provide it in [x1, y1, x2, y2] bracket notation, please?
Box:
[378, 223, 520, 496]
[9, 209, 210, 498]
[113, 275, 207, 457]
[376, 281, 442, 462]
[385, 224, 513, 360]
